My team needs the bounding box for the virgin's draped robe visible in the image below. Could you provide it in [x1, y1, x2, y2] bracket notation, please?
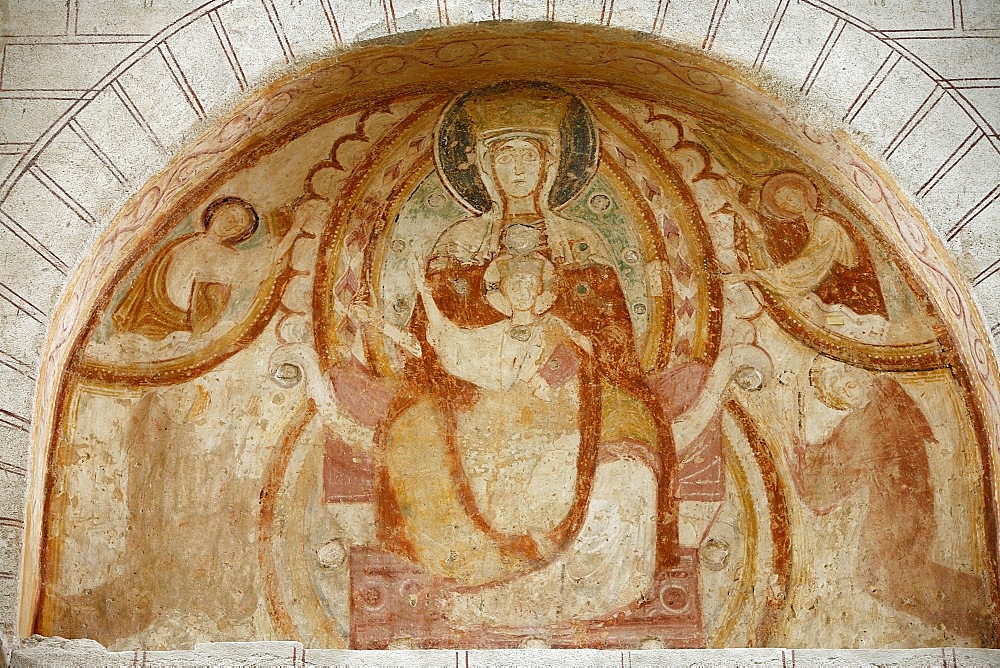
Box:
[374, 217, 679, 593]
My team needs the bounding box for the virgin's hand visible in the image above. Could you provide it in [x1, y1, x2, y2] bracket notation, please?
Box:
[347, 300, 374, 325]
[742, 214, 765, 236]
[407, 254, 429, 295]
[473, 212, 502, 262]
[291, 208, 308, 234]
[718, 180, 763, 230]
[545, 218, 575, 263]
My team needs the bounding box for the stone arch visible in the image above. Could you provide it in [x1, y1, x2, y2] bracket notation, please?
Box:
[1, 0, 998, 654]
[10, 22, 1000, 651]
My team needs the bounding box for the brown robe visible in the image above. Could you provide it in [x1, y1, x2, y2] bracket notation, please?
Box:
[791, 376, 989, 639]
[754, 211, 887, 318]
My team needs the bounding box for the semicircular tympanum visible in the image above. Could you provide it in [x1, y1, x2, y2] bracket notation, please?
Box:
[24, 23, 1000, 651]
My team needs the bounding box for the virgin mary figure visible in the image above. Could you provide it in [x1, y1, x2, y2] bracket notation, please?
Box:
[372, 82, 680, 628]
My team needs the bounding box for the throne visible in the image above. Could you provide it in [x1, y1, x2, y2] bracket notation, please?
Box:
[348, 546, 703, 649]
[324, 416, 707, 649]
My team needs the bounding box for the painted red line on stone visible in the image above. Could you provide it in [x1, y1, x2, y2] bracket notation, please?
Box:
[652, 0, 672, 34]
[702, 0, 729, 50]
[802, 18, 844, 94]
[0, 283, 45, 322]
[110, 80, 165, 152]
[28, 164, 96, 225]
[755, 0, 791, 69]
[917, 128, 981, 197]
[0, 350, 36, 380]
[261, 0, 296, 63]
[209, 9, 248, 92]
[0, 460, 27, 477]
[884, 87, 944, 160]
[948, 183, 1000, 241]
[844, 52, 900, 123]
[318, 0, 344, 45]
[972, 253, 1000, 286]
[0, 207, 69, 274]
[158, 41, 206, 121]
[68, 118, 128, 185]
[382, 0, 396, 34]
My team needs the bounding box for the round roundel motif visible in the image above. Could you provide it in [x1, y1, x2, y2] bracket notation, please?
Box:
[659, 583, 691, 613]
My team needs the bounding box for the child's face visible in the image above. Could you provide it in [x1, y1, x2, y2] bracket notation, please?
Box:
[501, 272, 543, 312]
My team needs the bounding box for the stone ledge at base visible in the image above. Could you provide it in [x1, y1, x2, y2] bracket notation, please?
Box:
[7, 638, 1000, 667]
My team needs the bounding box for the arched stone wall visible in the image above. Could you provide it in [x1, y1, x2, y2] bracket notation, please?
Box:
[0, 0, 998, 654]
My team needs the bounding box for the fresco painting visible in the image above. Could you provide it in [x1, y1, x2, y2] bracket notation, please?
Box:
[28, 35, 998, 650]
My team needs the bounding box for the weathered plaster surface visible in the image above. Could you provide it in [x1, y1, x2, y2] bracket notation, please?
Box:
[0, 0, 998, 660]
[7, 638, 1000, 667]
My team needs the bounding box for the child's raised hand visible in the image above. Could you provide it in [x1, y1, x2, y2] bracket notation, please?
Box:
[407, 254, 428, 295]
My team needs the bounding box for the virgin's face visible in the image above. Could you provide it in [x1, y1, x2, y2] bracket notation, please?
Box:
[490, 139, 543, 199]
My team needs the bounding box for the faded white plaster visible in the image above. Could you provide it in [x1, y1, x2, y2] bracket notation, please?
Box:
[0, 0, 998, 660]
[8, 638, 1000, 667]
